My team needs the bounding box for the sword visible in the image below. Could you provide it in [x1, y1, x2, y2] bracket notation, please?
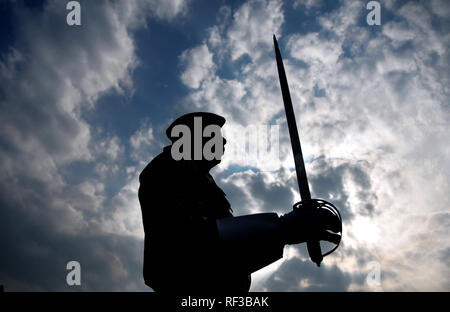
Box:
[273, 34, 323, 267]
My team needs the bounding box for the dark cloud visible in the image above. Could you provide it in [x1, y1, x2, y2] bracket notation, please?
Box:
[218, 168, 296, 215]
[0, 224, 147, 291]
[247, 171, 295, 214]
[218, 174, 252, 215]
[263, 257, 354, 291]
[0, 157, 147, 291]
[309, 156, 377, 220]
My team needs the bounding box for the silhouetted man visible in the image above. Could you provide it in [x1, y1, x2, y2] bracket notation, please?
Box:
[139, 112, 341, 292]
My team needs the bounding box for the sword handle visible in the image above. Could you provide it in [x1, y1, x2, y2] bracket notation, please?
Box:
[307, 241, 323, 267]
[305, 200, 322, 266]
[293, 200, 323, 266]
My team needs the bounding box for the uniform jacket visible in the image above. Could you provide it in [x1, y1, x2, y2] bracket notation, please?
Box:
[139, 146, 251, 292]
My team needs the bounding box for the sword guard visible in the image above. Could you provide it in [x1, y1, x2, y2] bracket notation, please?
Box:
[293, 199, 342, 263]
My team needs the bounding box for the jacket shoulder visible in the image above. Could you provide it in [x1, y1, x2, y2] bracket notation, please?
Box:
[139, 147, 198, 186]
[139, 150, 167, 184]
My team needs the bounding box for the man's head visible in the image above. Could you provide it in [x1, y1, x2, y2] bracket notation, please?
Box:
[167, 112, 227, 171]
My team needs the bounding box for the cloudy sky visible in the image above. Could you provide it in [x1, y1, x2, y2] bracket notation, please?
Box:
[0, 0, 449, 291]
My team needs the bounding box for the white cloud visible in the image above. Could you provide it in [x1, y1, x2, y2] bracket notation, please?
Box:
[129, 123, 164, 169]
[180, 44, 215, 89]
[101, 176, 144, 238]
[178, 0, 287, 129]
[430, 0, 450, 18]
[227, 0, 284, 61]
[144, 0, 189, 21]
[288, 32, 343, 65]
[293, 0, 322, 10]
[382, 21, 416, 42]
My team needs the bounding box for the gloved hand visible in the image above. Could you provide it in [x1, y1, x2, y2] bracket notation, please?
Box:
[279, 203, 341, 245]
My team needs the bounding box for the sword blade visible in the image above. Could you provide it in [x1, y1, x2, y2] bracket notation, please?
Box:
[273, 34, 323, 266]
[273, 35, 311, 201]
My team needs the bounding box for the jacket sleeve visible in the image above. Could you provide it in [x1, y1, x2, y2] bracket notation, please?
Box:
[216, 213, 285, 274]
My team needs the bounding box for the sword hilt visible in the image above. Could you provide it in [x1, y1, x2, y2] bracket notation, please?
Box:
[294, 199, 322, 266]
[293, 199, 342, 266]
